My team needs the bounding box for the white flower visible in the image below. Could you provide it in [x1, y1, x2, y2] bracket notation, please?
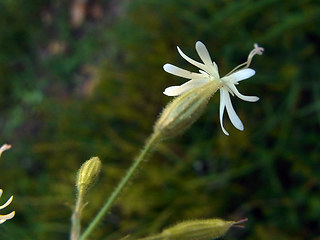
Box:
[0, 189, 15, 224]
[163, 41, 263, 135]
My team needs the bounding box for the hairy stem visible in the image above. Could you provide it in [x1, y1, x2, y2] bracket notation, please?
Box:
[71, 191, 84, 240]
[80, 131, 161, 240]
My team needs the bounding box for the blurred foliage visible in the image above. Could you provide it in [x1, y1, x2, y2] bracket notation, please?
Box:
[0, 0, 320, 239]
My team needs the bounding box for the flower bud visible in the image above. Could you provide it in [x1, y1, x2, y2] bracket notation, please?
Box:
[140, 218, 247, 240]
[76, 157, 101, 194]
[154, 81, 221, 139]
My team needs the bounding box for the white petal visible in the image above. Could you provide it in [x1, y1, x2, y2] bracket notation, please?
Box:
[163, 86, 181, 96]
[0, 196, 13, 210]
[212, 62, 219, 76]
[177, 46, 212, 74]
[226, 83, 259, 102]
[223, 88, 244, 131]
[163, 64, 204, 79]
[163, 79, 209, 96]
[199, 70, 209, 75]
[227, 68, 255, 83]
[195, 41, 213, 67]
[0, 144, 11, 157]
[219, 88, 229, 136]
[0, 211, 15, 224]
[195, 41, 221, 78]
[0, 189, 2, 198]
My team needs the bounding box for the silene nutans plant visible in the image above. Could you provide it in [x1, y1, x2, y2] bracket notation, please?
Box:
[1, 41, 264, 240]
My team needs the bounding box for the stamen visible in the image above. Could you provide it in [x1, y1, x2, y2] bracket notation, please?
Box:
[247, 44, 264, 66]
[253, 43, 264, 55]
[225, 44, 264, 76]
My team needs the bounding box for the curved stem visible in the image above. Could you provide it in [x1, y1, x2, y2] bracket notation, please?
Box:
[79, 131, 161, 240]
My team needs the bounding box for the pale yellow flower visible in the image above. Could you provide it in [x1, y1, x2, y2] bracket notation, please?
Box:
[163, 42, 263, 135]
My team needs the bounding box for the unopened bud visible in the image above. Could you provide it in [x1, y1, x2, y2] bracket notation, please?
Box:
[76, 157, 101, 194]
[154, 81, 221, 139]
[140, 218, 247, 240]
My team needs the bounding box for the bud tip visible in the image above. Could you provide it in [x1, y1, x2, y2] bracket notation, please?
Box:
[232, 218, 248, 228]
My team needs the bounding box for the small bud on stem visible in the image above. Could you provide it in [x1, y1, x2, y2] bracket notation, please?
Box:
[76, 157, 101, 195]
[72, 157, 102, 240]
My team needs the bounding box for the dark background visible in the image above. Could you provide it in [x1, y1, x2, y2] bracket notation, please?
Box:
[0, 0, 320, 239]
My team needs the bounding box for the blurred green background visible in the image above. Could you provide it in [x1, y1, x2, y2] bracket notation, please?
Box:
[1, 0, 320, 239]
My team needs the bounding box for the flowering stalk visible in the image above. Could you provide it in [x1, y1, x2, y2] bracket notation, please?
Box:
[79, 132, 161, 240]
[80, 82, 220, 238]
[78, 41, 263, 239]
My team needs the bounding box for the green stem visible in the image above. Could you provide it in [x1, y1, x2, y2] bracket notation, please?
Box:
[71, 191, 84, 240]
[79, 131, 161, 240]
